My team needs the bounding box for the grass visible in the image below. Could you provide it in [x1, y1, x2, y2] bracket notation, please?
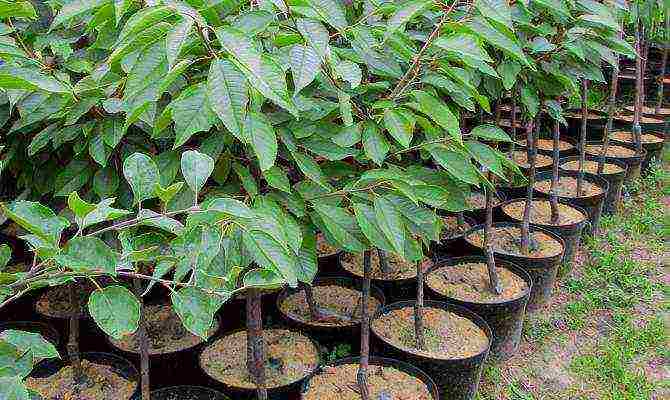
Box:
[478, 154, 669, 400]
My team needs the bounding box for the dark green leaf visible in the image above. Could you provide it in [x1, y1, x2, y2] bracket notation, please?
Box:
[88, 286, 140, 340]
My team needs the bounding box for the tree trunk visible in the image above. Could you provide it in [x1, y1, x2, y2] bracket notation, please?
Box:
[67, 284, 83, 383]
[377, 249, 391, 274]
[550, 120, 561, 224]
[520, 119, 536, 254]
[484, 173, 502, 295]
[656, 16, 669, 114]
[508, 96, 517, 159]
[414, 259, 426, 350]
[357, 251, 371, 400]
[633, 18, 644, 156]
[577, 79, 588, 196]
[246, 289, 267, 400]
[133, 279, 150, 400]
[599, 37, 620, 174]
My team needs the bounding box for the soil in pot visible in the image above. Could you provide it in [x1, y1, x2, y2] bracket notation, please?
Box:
[559, 159, 625, 175]
[501, 200, 586, 226]
[278, 284, 381, 328]
[149, 386, 230, 400]
[199, 329, 319, 391]
[26, 355, 138, 400]
[425, 262, 528, 304]
[465, 225, 563, 259]
[465, 191, 503, 211]
[317, 233, 339, 259]
[610, 130, 665, 145]
[439, 215, 472, 242]
[516, 138, 575, 153]
[583, 143, 638, 158]
[35, 282, 94, 319]
[340, 251, 417, 280]
[622, 104, 670, 117]
[510, 150, 553, 170]
[108, 304, 219, 354]
[371, 306, 489, 360]
[615, 114, 664, 124]
[533, 176, 604, 198]
[302, 362, 433, 400]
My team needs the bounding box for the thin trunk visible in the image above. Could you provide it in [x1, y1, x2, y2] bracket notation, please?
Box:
[377, 249, 391, 274]
[550, 120, 561, 224]
[641, 33, 650, 110]
[577, 79, 588, 196]
[599, 37, 620, 174]
[508, 95, 517, 159]
[495, 101, 502, 125]
[133, 279, 150, 400]
[414, 260, 426, 349]
[304, 284, 321, 320]
[520, 119, 536, 255]
[357, 251, 371, 400]
[656, 16, 669, 114]
[633, 18, 644, 155]
[246, 289, 267, 400]
[484, 173, 502, 295]
[67, 284, 82, 383]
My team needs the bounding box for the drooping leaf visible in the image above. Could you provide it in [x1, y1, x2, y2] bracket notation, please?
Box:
[304, 0, 348, 31]
[362, 121, 389, 166]
[383, 108, 415, 148]
[386, 0, 432, 36]
[289, 44, 321, 95]
[88, 286, 140, 340]
[296, 18, 329, 60]
[181, 150, 215, 196]
[312, 204, 367, 252]
[123, 153, 160, 205]
[263, 166, 291, 193]
[0, 330, 59, 361]
[428, 145, 479, 185]
[171, 286, 223, 339]
[53, 160, 93, 197]
[244, 112, 277, 171]
[52, 0, 108, 28]
[207, 59, 248, 138]
[56, 236, 119, 274]
[171, 82, 217, 148]
[470, 124, 511, 142]
[166, 18, 193, 68]
[412, 90, 461, 142]
[352, 202, 394, 252]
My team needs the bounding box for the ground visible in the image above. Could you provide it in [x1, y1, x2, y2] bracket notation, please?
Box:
[477, 152, 669, 400]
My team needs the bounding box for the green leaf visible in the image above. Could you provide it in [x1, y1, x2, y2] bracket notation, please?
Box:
[0, 1, 37, 19]
[428, 145, 479, 185]
[233, 162, 259, 197]
[242, 230, 297, 287]
[53, 160, 92, 197]
[520, 85, 539, 117]
[88, 286, 140, 340]
[332, 124, 361, 147]
[181, 150, 215, 196]
[0, 65, 70, 94]
[290, 44, 321, 95]
[383, 108, 415, 148]
[373, 197, 406, 256]
[1, 202, 69, 246]
[51, 0, 107, 27]
[333, 60, 362, 88]
[122, 41, 168, 123]
[123, 153, 160, 205]
[109, 22, 173, 65]
[0, 330, 58, 361]
[117, 5, 175, 44]
[296, 18, 329, 60]
[56, 236, 119, 274]
[470, 124, 511, 142]
[80, 198, 131, 229]
[155, 182, 184, 205]
[0, 377, 29, 400]
[27, 124, 57, 156]
[263, 166, 291, 193]
[466, 141, 506, 179]
[350, 27, 402, 78]
[207, 59, 248, 138]
[243, 268, 285, 289]
[166, 18, 193, 68]
[207, 198, 255, 219]
[172, 82, 217, 149]
[362, 121, 389, 166]
[304, 0, 348, 31]
[467, 16, 530, 68]
[93, 167, 120, 200]
[0, 342, 33, 379]
[0, 244, 10, 270]
[475, 0, 513, 32]
[67, 192, 96, 220]
[244, 112, 277, 171]
[497, 60, 521, 91]
[352, 202, 394, 252]
[137, 209, 184, 235]
[412, 90, 461, 142]
[292, 152, 330, 190]
[433, 34, 493, 64]
[387, 0, 431, 36]
[312, 204, 367, 252]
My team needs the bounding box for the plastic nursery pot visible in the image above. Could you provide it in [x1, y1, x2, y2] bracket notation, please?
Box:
[300, 356, 439, 400]
[498, 199, 588, 277]
[198, 328, 321, 400]
[139, 386, 231, 400]
[516, 136, 577, 157]
[221, 288, 281, 332]
[27, 352, 140, 400]
[424, 256, 531, 361]
[581, 140, 646, 185]
[464, 190, 508, 224]
[370, 300, 491, 400]
[463, 222, 565, 312]
[609, 130, 667, 173]
[558, 155, 627, 215]
[337, 251, 431, 303]
[533, 170, 609, 236]
[0, 321, 61, 349]
[614, 114, 666, 132]
[564, 112, 607, 140]
[106, 304, 222, 389]
[276, 276, 385, 351]
[430, 213, 477, 259]
[315, 233, 343, 278]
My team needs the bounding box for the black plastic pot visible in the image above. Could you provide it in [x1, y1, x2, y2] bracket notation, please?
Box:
[425, 256, 531, 361]
[614, 116, 667, 133]
[371, 300, 491, 400]
[558, 155, 627, 215]
[29, 352, 140, 400]
[0, 321, 61, 349]
[199, 329, 321, 400]
[300, 356, 439, 400]
[581, 140, 646, 185]
[565, 114, 607, 140]
[430, 214, 477, 259]
[498, 199, 587, 276]
[464, 191, 508, 224]
[106, 310, 222, 389]
[610, 130, 667, 173]
[143, 386, 231, 400]
[276, 277, 385, 351]
[463, 222, 565, 312]
[533, 170, 608, 236]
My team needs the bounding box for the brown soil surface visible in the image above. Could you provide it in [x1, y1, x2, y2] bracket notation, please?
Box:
[498, 119, 525, 129]
[517, 139, 574, 152]
[584, 143, 637, 158]
[502, 200, 586, 226]
[302, 363, 434, 400]
[534, 177, 604, 198]
[623, 105, 670, 116]
[25, 359, 137, 400]
[278, 285, 381, 328]
[466, 191, 502, 210]
[465, 226, 564, 258]
[426, 262, 528, 303]
[615, 114, 665, 124]
[199, 329, 319, 389]
[109, 304, 219, 355]
[560, 160, 624, 175]
[511, 151, 553, 169]
[340, 251, 426, 281]
[610, 130, 665, 144]
[440, 215, 472, 241]
[317, 233, 339, 258]
[564, 112, 605, 120]
[372, 306, 489, 360]
[35, 283, 93, 318]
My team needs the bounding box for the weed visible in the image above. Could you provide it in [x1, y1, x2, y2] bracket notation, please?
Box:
[325, 343, 352, 363]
